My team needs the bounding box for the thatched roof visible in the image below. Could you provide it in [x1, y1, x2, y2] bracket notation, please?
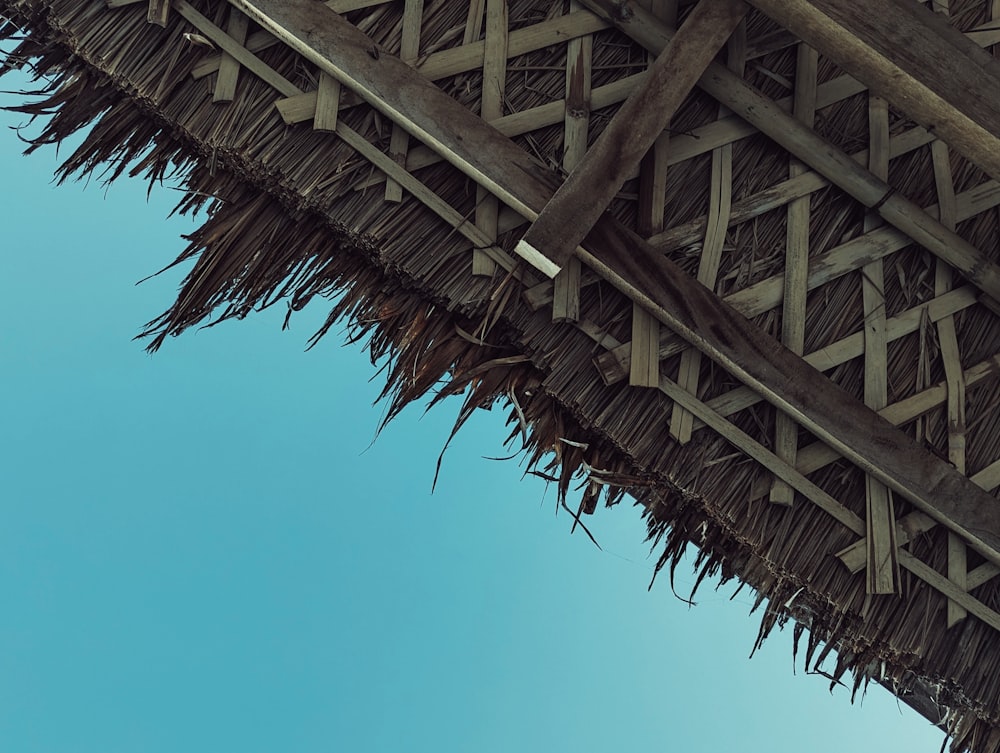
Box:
[5, 0, 1000, 748]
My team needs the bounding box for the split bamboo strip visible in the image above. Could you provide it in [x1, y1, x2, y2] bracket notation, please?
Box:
[669, 16, 746, 444]
[771, 42, 817, 505]
[552, 0, 591, 322]
[314, 71, 341, 132]
[213, 5, 248, 103]
[861, 94, 896, 595]
[471, 0, 506, 276]
[928, 13, 970, 619]
[384, 0, 424, 202]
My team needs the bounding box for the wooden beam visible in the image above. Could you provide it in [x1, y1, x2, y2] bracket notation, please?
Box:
[746, 0, 1000, 183]
[576, 0, 1000, 302]
[231, 0, 1000, 569]
[514, 0, 748, 271]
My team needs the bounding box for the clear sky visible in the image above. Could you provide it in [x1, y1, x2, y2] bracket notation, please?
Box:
[0, 65, 944, 752]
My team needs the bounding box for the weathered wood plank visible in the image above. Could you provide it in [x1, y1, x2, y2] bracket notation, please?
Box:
[747, 0, 1000, 183]
[233, 0, 1000, 569]
[515, 0, 748, 271]
[929, 60, 970, 621]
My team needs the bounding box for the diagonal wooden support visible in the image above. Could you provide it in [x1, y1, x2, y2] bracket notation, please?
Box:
[514, 0, 748, 272]
[232, 0, 1000, 571]
[576, 0, 1000, 301]
[746, 0, 1000, 183]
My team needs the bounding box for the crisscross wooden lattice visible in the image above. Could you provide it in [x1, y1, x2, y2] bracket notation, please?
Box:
[104, 0, 1000, 635]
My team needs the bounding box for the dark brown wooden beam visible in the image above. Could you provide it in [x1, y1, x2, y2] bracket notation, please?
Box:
[747, 0, 1000, 184]
[515, 0, 747, 270]
[230, 0, 1000, 569]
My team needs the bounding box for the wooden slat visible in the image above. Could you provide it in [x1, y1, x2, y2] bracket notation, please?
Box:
[771, 42, 817, 505]
[213, 6, 249, 103]
[861, 93, 896, 594]
[628, 0, 675, 387]
[636, 0, 678, 239]
[470, 0, 507, 276]
[926, 9, 970, 618]
[314, 71, 342, 132]
[746, 0, 1000, 183]
[630, 305, 661, 387]
[233, 0, 1000, 569]
[577, 0, 1000, 301]
[515, 0, 748, 271]
[552, 0, 591, 320]
[670, 18, 746, 443]
[384, 0, 424, 202]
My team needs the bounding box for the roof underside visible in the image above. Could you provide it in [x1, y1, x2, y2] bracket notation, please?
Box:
[4, 0, 1000, 748]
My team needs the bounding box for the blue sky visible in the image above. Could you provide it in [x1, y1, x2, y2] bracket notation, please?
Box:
[0, 65, 943, 752]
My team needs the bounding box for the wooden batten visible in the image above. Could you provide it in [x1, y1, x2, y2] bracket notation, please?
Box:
[213, 6, 249, 102]
[629, 305, 661, 388]
[313, 71, 342, 132]
[861, 93, 897, 595]
[551, 0, 591, 322]
[670, 19, 745, 444]
[770, 42, 816, 505]
[471, 0, 506, 276]
[384, 0, 423, 203]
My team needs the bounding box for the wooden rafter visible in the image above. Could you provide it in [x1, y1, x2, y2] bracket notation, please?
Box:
[514, 0, 748, 272]
[747, 0, 1000, 183]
